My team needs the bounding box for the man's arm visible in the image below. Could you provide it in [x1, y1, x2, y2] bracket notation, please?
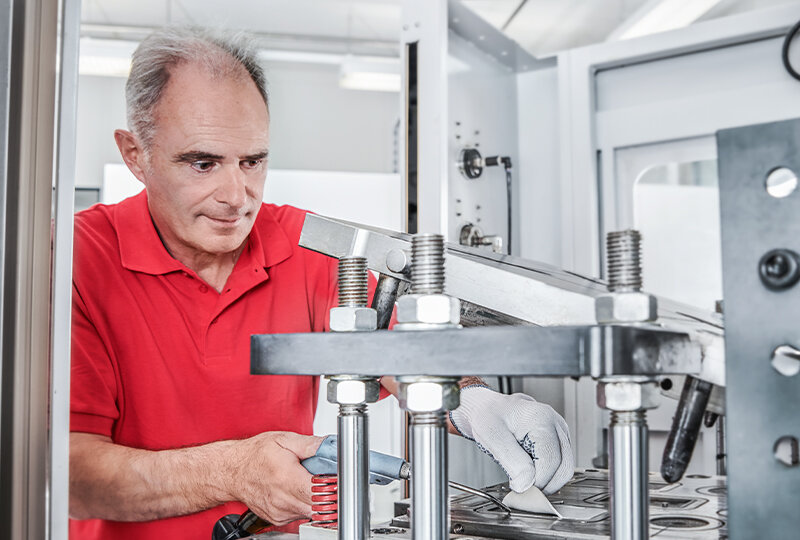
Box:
[69, 431, 322, 524]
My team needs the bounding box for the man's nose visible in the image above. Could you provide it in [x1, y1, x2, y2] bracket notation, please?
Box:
[216, 165, 247, 209]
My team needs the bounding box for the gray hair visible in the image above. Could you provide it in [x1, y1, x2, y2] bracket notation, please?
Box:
[126, 27, 269, 149]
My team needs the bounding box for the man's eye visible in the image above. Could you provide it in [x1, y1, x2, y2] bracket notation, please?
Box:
[191, 161, 215, 172]
[241, 159, 263, 169]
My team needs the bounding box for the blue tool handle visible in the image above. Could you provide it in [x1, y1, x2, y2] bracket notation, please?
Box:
[300, 435, 408, 486]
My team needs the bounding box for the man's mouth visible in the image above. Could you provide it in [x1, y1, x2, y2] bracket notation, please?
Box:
[204, 215, 245, 226]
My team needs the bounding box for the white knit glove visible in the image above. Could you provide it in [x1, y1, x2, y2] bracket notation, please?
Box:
[450, 385, 574, 494]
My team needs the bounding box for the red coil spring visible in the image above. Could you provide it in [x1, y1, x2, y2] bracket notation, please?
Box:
[310, 474, 338, 528]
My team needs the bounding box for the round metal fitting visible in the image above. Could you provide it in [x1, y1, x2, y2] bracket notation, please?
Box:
[396, 294, 460, 326]
[459, 147, 483, 179]
[771, 344, 800, 377]
[329, 306, 377, 332]
[758, 249, 800, 290]
[385, 249, 409, 274]
[597, 380, 660, 411]
[326, 377, 381, 405]
[396, 377, 460, 412]
[595, 292, 658, 323]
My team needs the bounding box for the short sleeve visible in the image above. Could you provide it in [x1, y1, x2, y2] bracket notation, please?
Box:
[70, 283, 120, 436]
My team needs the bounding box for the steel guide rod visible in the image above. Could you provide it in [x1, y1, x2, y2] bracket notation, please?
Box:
[609, 410, 650, 540]
[337, 405, 369, 540]
[409, 411, 448, 539]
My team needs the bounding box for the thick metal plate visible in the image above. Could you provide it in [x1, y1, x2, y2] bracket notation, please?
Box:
[251, 325, 698, 378]
[717, 119, 800, 539]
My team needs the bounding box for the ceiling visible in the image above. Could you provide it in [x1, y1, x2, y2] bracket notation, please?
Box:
[80, 0, 800, 59]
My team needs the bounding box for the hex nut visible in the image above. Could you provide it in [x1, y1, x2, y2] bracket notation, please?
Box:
[396, 294, 460, 325]
[330, 307, 377, 332]
[597, 381, 659, 411]
[595, 292, 657, 323]
[398, 380, 461, 412]
[327, 378, 381, 405]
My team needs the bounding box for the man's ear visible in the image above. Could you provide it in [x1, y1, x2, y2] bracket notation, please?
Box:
[114, 129, 149, 184]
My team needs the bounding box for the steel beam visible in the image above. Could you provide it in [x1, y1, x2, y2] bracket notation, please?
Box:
[251, 325, 699, 378]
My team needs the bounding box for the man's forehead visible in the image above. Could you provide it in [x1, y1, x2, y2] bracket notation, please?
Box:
[149, 61, 270, 154]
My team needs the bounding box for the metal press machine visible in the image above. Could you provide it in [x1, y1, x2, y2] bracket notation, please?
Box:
[245, 119, 800, 539]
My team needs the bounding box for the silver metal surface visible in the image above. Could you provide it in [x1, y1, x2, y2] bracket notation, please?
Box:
[0, 1, 63, 538]
[410, 412, 449, 540]
[717, 118, 800, 539]
[609, 412, 649, 540]
[337, 405, 370, 540]
[251, 325, 700, 378]
[384, 469, 727, 539]
[50, 0, 81, 537]
[446, 481, 511, 515]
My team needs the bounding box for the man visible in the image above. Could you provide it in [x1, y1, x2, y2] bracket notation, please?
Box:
[69, 28, 573, 539]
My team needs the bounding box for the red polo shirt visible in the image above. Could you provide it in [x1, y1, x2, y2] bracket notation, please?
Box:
[70, 191, 340, 539]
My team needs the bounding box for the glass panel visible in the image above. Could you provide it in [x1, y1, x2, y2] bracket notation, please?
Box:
[633, 159, 722, 312]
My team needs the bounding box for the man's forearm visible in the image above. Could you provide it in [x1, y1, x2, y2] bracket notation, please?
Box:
[70, 433, 237, 521]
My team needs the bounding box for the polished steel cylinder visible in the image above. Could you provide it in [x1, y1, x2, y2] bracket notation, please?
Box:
[337, 404, 369, 540]
[606, 230, 643, 292]
[338, 256, 369, 307]
[410, 411, 448, 540]
[609, 410, 649, 540]
[410, 234, 445, 295]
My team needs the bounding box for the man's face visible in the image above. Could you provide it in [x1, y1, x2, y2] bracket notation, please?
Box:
[138, 62, 270, 261]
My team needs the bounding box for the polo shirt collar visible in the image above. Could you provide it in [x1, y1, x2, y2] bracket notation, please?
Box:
[247, 202, 293, 270]
[116, 190, 293, 275]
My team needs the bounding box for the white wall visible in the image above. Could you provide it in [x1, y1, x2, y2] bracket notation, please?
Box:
[75, 61, 400, 191]
[515, 65, 569, 443]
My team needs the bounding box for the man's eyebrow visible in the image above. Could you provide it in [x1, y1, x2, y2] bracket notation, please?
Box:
[173, 151, 224, 163]
[240, 150, 269, 161]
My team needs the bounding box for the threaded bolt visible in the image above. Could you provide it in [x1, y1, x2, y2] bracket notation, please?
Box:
[606, 230, 643, 292]
[410, 234, 445, 295]
[338, 256, 369, 307]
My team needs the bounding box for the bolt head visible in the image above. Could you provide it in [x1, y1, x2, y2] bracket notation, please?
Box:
[396, 294, 460, 325]
[771, 345, 800, 377]
[595, 292, 657, 323]
[597, 381, 659, 411]
[386, 249, 409, 274]
[330, 307, 377, 332]
[327, 378, 380, 405]
[759, 249, 800, 290]
[397, 380, 460, 412]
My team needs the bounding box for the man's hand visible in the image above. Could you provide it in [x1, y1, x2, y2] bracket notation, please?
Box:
[449, 386, 574, 495]
[228, 432, 323, 525]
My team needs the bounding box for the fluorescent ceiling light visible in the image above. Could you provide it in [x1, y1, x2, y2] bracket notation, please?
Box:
[79, 38, 137, 77]
[78, 36, 401, 93]
[608, 0, 723, 41]
[257, 50, 344, 65]
[339, 55, 400, 92]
